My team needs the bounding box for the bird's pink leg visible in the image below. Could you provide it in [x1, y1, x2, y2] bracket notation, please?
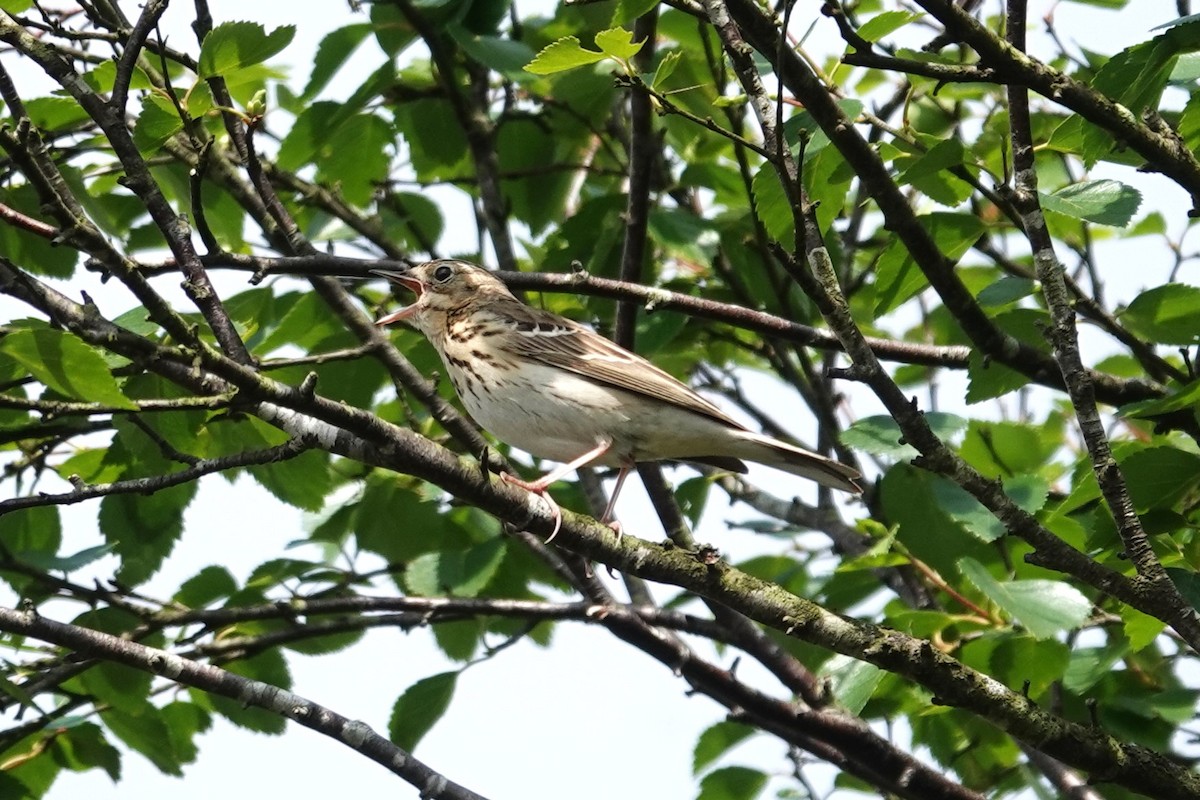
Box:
[501, 439, 612, 543]
[600, 466, 631, 543]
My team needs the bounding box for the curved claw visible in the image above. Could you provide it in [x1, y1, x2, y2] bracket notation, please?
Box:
[501, 471, 563, 543]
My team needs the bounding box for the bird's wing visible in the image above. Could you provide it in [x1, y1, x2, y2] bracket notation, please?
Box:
[498, 305, 748, 430]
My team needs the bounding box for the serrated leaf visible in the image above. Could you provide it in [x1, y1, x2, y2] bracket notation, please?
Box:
[650, 50, 681, 89]
[840, 412, 966, 459]
[209, 651, 291, 734]
[52, 722, 122, 780]
[751, 161, 795, 245]
[856, 10, 924, 42]
[1122, 283, 1200, 345]
[594, 27, 643, 61]
[300, 23, 371, 101]
[0, 674, 41, 712]
[875, 213, 984, 316]
[199, 21, 296, 78]
[1168, 567, 1200, 611]
[1064, 640, 1130, 693]
[693, 721, 755, 774]
[819, 654, 884, 714]
[977, 276, 1036, 307]
[1120, 446, 1200, 510]
[524, 35, 606, 75]
[958, 557, 1091, 638]
[99, 483, 196, 586]
[175, 566, 239, 608]
[389, 672, 458, 752]
[933, 474, 1047, 543]
[18, 543, 114, 573]
[1121, 605, 1167, 651]
[965, 351, 1028, 403]
[1039, 179, 1141, 227]
[405, 538, 506, 597]
[101, 706, 182, 775]
[0, 328, 136, 409]
[612, 0, 659, 25]
[451, 27, 538, 75]
[697, 766, 768, 800]
[131, 94, 184, 154]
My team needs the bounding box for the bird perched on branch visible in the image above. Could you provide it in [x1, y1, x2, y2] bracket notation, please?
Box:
[375, 260, 861, 540]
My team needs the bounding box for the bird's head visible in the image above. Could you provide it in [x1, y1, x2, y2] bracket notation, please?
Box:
[373, 260, 512, 332]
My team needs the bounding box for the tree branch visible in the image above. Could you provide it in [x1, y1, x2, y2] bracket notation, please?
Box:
[0, 606, 490, 800]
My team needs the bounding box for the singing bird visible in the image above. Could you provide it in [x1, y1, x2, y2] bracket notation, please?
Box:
[375, 260, 861, 539]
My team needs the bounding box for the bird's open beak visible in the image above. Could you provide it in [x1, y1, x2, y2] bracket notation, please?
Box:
[372, 269, 424, 326]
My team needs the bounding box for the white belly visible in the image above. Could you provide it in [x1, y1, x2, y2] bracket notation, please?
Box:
[439, 346, 736, 466]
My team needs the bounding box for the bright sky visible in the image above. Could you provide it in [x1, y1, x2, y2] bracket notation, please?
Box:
[0, 1, 1190, 798]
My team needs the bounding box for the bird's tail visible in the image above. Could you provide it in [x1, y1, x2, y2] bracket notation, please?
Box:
[728, 429, 862, 493]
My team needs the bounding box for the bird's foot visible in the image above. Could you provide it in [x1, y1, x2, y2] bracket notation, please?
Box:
[501, 471, 562, 542]
[605, 518, 623, 544]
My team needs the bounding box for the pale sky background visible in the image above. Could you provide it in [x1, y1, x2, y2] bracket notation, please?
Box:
[0, 1, 1191, 799]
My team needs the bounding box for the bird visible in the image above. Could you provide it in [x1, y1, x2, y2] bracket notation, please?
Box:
[374, 259, 861, 540]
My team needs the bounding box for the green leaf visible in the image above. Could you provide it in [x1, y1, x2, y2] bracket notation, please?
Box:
[99, 483, 196, 586]
[51, 722, 121, 780]
[751, 161, 795, 245]
[896, 139, 972, 206]
[175, 566, 239, 608]
[1039, 179, 1141, 226]
[0, 674, 41, 713]
[1121, 283, 1200, 345]
[18, 543, 114, 573]
[977, 276, 1036, 307]
[198, 21, 296, 78]
[300, 23, 372, 101]
[965, 351, 1028, 404]
[354, 478, 459, 563]
[857, 10, 924, 42]
[819, 654, 884, 715]
[317, 113, 392, 206]
[80, 659, 153, 716]
[933, 474, 1048, 542]
[875, 213, 985, 316]
[132, 93, 183, 154]
[696, 766, 768, 800]
[209, 650, 291, 733]
[0, 328, 136, 409]
[840, 412, 966, 459]
[101, 706, 183, 776]
[450, 27, 537, 75]
[594, 27, 644, 61]
[248, 449, 333, 513]
[159, 701, 211, 767]
[524, 35, 607, 75]
[389, 671, 458, 751]
[433, 619, 482, 662]
[958, 557, 1091, 638]
[0, 505, 62, 563]
[1064, 640, 1130, 693]
[612, 0, 660, 25]
[380, 192, 446, 254]
[1168, 567, 1200, 611]
[405, 538, 506, 597]
[1120, 605, 1167, 651]
[960, 632, 1068, 699]
[1120, 446, 1200, 510]
[0, 185, 79, 278]
[692, 721, 755, 774]
[650, 50, 681, 89]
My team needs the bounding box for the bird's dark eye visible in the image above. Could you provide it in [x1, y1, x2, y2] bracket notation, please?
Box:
[433, 264, 454, 283]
